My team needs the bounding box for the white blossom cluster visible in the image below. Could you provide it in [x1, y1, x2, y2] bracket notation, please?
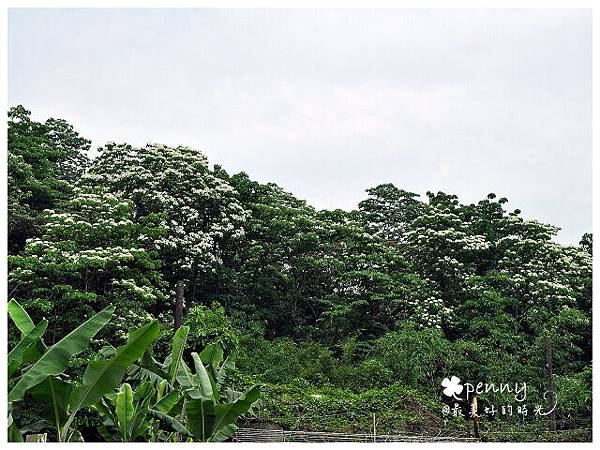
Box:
[412, 296, 453, 329]
[84, 143, 250, 276]
[8, 187, 165, 316]
[491, 218, 591, 311]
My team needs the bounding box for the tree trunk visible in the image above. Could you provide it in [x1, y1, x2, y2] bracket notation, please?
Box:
[174, 280, 185, 330]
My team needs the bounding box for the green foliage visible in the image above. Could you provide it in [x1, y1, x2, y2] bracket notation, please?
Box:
[126, 323, 261, 442]
[8, 302, 259, 442]
[367, 325, 454, 393]
[359, 183, 426, 242]
[8, 302, 160, 442]
[8, 105, 90, 254]
[554, 366, 592, 421]
[92, 380, 190, 442]
[6, 106, 592, 441]
[579, 232, 592, 255]
[237, 333, 335, 385]
[256, 382, 463, 434]
[184, 302, 240, 357]
[8, 188, 167, 343]
[9, 303, 115, 403]
[64, 319, 161, 441]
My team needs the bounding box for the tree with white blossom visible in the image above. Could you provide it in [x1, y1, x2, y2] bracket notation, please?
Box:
[8, 187, 166, 343]
[82, 143, 249, 307]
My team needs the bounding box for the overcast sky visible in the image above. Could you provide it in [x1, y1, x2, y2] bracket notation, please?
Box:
[8, 8, 591, 244]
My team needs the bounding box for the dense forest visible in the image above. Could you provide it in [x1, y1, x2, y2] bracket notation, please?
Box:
[7, 105, 592, 442]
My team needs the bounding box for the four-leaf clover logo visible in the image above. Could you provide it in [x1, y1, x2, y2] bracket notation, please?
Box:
[442, 375, 464, 399]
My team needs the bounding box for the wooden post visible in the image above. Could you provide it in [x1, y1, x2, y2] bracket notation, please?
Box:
[545, 336, 557, 432]
[174, 280, 185, 330]
[25, 433, 47, 442]
[470, 394, 480, 439]
[372, 413, 376, 442]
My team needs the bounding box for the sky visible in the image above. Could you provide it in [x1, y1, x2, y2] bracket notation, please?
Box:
[8, 8, 592, 244]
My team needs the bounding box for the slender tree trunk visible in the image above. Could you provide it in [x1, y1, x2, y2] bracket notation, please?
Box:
[191, 270, 198, 303]
[174, 280, 185, 330]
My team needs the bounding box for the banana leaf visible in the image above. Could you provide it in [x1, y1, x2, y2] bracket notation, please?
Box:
[8, 299, 35, 336]
[168, 326, 189, 385]
[29, 376, 73, 431]
[211, 385, 261, 437]
[186, 398, 214, 441]
[191, 352, 216, 401]
[115, 383, 134, 441]
[154, 390, 181, 413]
[8, 409, 23, 443]
[8, 319, 48, 377]
[8, 305, 115, 402]
[199, 343, 223, 370]
[62, 320, 159, 441]
[147, 409, 192, 437]
[209, 423, 238, 442]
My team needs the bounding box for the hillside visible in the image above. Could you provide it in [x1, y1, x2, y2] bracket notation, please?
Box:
[7, 106, 592, 442]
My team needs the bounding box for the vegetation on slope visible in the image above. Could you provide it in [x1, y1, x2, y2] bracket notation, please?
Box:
[7, 106, 592, 441]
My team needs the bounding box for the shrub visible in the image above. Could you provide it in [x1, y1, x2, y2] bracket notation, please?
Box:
[184, 301, 240, 357]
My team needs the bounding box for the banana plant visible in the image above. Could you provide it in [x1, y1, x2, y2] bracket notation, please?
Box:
[8, 300, 161, 442]
[59, 319, 160, 441]
[8, 300, 115, 442]
[9, 304, 115, 403]
[183, 353, 261, 442]
[92, 380, 191, 442]
[128, 325, 189, 387]
[128, 327, 261, 442]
